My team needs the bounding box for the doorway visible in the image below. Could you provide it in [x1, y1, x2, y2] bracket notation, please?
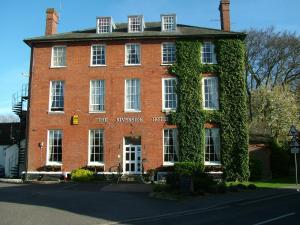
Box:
[123, 136, 142, 174]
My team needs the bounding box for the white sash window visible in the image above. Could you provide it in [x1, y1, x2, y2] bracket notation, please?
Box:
[205, 128, 221, 165]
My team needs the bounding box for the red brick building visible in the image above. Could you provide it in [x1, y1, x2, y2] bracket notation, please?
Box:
[24, 0, 244, 178]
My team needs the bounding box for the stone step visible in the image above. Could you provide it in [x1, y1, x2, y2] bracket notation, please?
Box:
[118, 175, 144, 183]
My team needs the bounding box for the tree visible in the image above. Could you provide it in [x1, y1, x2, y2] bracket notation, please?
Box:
[250, 86, 299, 141]
[245, 28, 300, 121]
[246, 27, 300, 91]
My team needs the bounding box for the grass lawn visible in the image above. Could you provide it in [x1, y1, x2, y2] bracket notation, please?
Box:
[227, 177, 297, 188]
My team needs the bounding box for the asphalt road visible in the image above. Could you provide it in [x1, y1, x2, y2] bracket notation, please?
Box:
[0, 182, 299, 225]
[128, 191, 300, 225]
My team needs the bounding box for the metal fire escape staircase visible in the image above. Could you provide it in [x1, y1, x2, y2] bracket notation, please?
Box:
[11, 84, 28, 178]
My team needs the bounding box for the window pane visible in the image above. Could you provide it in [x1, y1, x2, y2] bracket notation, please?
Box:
[125, 79, 140, 111]
[90, 80, 105, 112]
[203, 77, 219, 109]
[205, 128, 220, 163]
[126, 44, 140, 65]
[98, 17, 111, 33]
[162, 43, 176, 64]
[163, 79, 177, 110]
[163, 129, 178, 163]
[48, 130, 62, 163]
[91, 45, 106, 65]
[162, 16, 176, 31]
[129, 16, 143, 32]
[52, 46, 66, 67]
[89, 129, 104, 163]
[201, 42, 215, 64]
[50, 81, 64, 111]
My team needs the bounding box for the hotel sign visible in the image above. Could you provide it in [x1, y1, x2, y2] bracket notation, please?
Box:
[152, 116, 168, 122]
[98, 118, 108, 123]
[97, 116, 168, 123]
[116, 117, 143, 123]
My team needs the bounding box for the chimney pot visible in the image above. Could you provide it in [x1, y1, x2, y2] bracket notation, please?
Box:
[45, 8, 59, 36]
[219, 0, 230, 31]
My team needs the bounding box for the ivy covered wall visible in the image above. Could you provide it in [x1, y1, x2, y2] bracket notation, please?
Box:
[170, 38, 249, 181]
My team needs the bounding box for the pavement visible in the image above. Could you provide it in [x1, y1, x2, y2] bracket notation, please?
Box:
[101, 183, 153, 192]
[0, 181, 299, 225]
[0, 178, 23, 183]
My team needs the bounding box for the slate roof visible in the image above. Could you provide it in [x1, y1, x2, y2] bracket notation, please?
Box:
[24, 22, 245, 46]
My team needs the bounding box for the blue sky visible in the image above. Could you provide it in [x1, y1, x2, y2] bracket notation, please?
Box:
[0, 0, 299, 115]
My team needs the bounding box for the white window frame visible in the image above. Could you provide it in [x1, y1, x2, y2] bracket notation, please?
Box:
[49, 80, 65, 112]
[51, 46, 66, 68]
[88, 129, 104, 166]
[204, 128, 221, 166]
[163, 128, 179, 166]
[90, 44, 106, 66]
[124, 79, 141, 112]
[202, 77, 219, 110]
[161, 14, 177, 32]
[89, 80, 105, 113]
[162, 78, 177, 112]
[161, 42, 176, 65]
[46, 130, 63, 166]
[125, 43, 141, 66]
[96, 17, 113, 34]
[201, 42, 217, 64]
[128, 15, 144, 33]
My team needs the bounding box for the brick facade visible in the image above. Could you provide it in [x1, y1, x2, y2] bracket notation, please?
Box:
[25, 0, 238, 175]
[27, 40, 177, 173]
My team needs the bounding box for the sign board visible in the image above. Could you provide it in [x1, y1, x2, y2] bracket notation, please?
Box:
[288, 125, 299, 137]
[291, 147, 299, 154]
[72, 115, 79, 125]
[290, 137, 300, 148]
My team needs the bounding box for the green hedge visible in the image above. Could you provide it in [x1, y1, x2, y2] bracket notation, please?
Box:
[170, 39, 249, 181]
[174, 161, 204, 176]
[249, 158, 263, 181]
[270, 141, 290, 178]
[71, 168, 95, 182]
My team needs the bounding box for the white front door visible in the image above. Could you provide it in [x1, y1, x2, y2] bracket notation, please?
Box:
[124, 144, 142, 174]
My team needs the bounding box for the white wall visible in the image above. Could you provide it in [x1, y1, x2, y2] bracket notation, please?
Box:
[4, 142, 19, 177]
[0, 145, 8, 167]
[0, 140, 26, 177]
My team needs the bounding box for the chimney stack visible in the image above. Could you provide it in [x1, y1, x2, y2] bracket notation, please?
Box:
[45, 8, 59, 36]
[219, 0, 230, 31]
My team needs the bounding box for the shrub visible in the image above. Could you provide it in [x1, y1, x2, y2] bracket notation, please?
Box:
[236, 183, 247, 190]
[228, 185, 239, 192]
[247, 184, 257, 190]
[217, 182, 227, 193]
[166, 173, 180, 189]
[174, 162, 204, 176]
[71, 168, 95, 182]
[173, 162, 219, 193]
[270, 141, 290, 178]
[193, 173, 216, 192]
[249, 158, 263, 181]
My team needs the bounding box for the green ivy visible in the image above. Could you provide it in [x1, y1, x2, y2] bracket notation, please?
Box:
[170, 39, 249, 182]
[216, 39, 249, 181]
[170, 40, 204, 162]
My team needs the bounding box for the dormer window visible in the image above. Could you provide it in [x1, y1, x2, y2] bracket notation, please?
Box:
[161, 14, 176, 32]
[128, 15, 144, 33]
[97, 17, 114, 33]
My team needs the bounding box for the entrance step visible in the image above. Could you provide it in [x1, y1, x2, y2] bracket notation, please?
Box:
[118, 174, 144, 184]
